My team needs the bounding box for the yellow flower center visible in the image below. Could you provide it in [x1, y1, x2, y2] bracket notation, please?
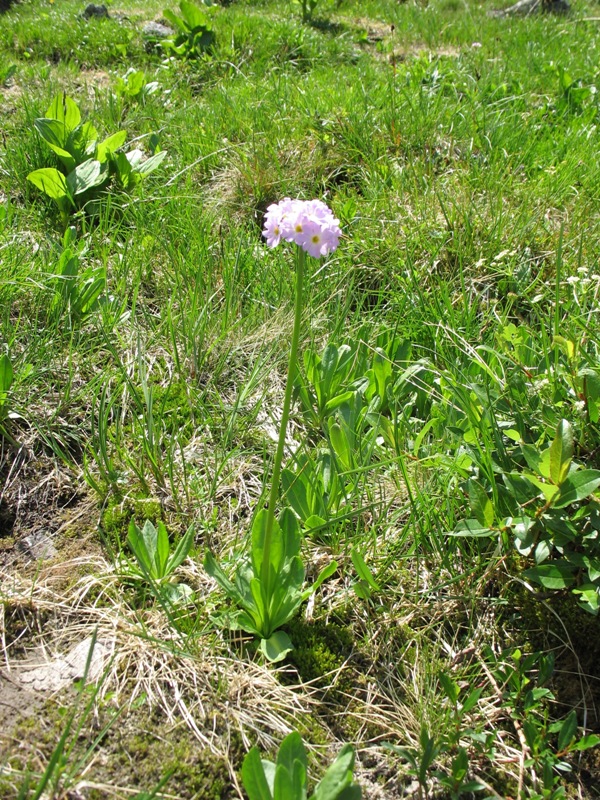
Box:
[311, 235, 320, 244]
[295, 223, 303, 232]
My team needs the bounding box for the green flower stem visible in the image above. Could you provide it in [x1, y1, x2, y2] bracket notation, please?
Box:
[261, 246, 305, 594]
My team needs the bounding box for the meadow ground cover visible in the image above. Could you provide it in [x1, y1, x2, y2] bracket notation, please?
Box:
[1, 0, 600, 797]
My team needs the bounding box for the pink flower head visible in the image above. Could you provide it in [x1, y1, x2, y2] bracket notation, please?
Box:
[262, 198, 341, 257]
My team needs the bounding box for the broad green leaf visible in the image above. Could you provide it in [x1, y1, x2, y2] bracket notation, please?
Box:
[279, 507, 301, 562]
[70, 121, 99, 158]
[27, 168, 71, 201]
[468, 481, 494, 528]
[572, 585, 600, 615]
[557, 710, 578, 753]
[162, 8, 188, 32]
[335, 787, 362, 800]
[260, 631, 293, 663]
[553, 335, 576, 361]
[77, 277, 105, 314]
[305, 515, 327, 530]
[46, 92, 81, 131]
[270, 589, 303, 631]
[554, 470, 600, 508]
[549, 419, 573, 486]
[137, 520, 160, 578]
[113, 152, 133, 186]
[250, 577, 267, 625]
[521, 444, 550, 479]
[127, 520, 155, 577]
[321, 344, 340, 399]
[250, 509, 269, 576]
[167, 524, 195, 572]
[450, 519, 494, 538]
[0, 354, 13, 394]
[522, 563, 575, 590]
[324, 391, 357, 416]
[461, 686, 483, 714]
[581, 369, 600, 423]
[312, 744, 356, 800]
[96, 130, 127, 162]
[154, 521, 170, 577]
[282, 469, 312, 522]
[135, 150, 167, 176]
[572, 733, 600, 751]
[350, 550, 380, 591]
[235, 610, 263, 636]
[34, 118, 72, 163]
[127, 71, 146, 94]
[204, 550, 238, 599]
[273, 764, 295, 799]
[241, 747, 273, 800]
[276, 733, 307, 783]
[66, 159, 107, 196]
[126, 149, 143, 168]
[180, 0, 211, 29]
[262, 762, 276, 796]
[328, 420, 352, 472]
[438, 672, 459, 704]
[522, 473, 560, 504]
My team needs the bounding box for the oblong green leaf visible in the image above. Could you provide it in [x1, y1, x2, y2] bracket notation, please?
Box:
[96, 130, 127, 162]
[135, 150, 167, 176]
[34, 117, 69, 151]
[523, 563, 575, 590]
[276, 732, 307, 781]
[549, 419, 573, 486]
[241, 747, 273, 800]
[46, 92, 81, 130]
[351, 550, 380, 590]
[167, 524, 195, 572]
[66, 159, 107, 196]
[27, 168, 70, 201]
[260, 631, 294, 663]
[450, 519, 495, 538]
[554, 470, 600, 508]
[0, 354, 13, 395]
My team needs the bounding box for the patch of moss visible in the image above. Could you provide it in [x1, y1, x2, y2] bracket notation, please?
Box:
[100, 495, 164, 548]
[6, 697, 241, 800]
[286, 617, 354, 691]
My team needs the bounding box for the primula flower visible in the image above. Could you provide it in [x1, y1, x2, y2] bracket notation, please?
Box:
[262, 198, 340, 256]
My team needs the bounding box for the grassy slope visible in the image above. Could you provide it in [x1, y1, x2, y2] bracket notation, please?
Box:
[1, 0, 600, 797]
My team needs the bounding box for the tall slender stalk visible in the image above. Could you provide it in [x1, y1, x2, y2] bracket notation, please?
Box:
[261, 247, 305, 594]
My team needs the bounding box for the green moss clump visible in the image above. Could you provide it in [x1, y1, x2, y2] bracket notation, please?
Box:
[5, 699, 240, 800]
[100, 496, 164, 548]
[286, 618, 354, 690]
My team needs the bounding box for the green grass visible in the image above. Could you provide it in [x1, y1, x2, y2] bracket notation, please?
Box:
[1, 0, 600, 797]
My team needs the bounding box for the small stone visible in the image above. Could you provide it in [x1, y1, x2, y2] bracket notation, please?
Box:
[142, 21, 175, 39]
[83, 3, 109, 19]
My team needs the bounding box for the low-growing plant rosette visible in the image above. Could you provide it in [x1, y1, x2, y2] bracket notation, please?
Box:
[262, 197, 341, 257]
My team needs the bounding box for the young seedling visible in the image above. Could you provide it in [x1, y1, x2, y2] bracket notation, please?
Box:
[125, 519, 194, 604]
[241, 731, 361, 800]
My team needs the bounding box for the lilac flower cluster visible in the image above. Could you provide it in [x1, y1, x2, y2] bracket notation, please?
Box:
[262, 198, 341, 258]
